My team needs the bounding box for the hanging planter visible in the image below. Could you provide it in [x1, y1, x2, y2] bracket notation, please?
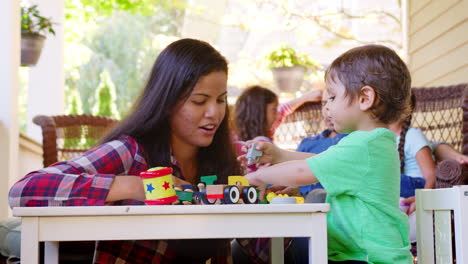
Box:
[271, 65, 307, 93]
[21, 4, 56, 67]
[266, 45, 321, 93]
[21, 33, 46, 66]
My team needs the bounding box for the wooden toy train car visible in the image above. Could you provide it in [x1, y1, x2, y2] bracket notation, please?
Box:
[195, 175, 258, 204]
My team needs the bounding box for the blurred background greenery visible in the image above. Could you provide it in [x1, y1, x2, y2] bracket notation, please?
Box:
[19, 0, 402, 132]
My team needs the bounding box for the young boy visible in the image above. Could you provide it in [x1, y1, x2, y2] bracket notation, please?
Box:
[242, 45, 414, 263]
[296, 101, 347, 197]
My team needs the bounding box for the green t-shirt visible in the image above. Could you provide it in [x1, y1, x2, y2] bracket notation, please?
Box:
[306, 128, 412, 263]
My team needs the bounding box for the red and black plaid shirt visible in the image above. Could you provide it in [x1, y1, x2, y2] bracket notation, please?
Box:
[9, 136, 230, 264]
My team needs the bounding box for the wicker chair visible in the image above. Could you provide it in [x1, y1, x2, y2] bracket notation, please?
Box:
[32, 114, 118, 263]
[275, 83, 468, 185]
[33, 114, 118, 167]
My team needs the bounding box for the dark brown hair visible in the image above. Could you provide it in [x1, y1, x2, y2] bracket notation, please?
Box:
[325, 44, 411, 124]
[234, 86, 278, 141]
[398, 93, 416, 172]
[101, 38, 241, 183]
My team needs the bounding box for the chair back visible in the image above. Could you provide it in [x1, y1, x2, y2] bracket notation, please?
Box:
[416, 186, 468, 264]
[411, 84, 468, 154]
[274, 101, 323, 149]
[274, 84, 468, 152]
[33, 114, 118, 167]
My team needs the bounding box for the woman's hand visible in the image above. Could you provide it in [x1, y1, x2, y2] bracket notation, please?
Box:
[172, 176, 192, 189]
[107, 175, 146, 202]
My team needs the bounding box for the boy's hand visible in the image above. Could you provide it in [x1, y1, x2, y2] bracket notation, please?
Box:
[172, 176, 191, 189]
[244, 172, 267, 201]
[238, 140, 280, 167]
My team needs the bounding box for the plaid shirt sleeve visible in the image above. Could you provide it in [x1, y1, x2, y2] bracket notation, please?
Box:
[9, 136, 147, 207]
[269, 103, 294, 138]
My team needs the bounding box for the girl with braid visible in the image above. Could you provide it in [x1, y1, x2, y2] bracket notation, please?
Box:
[389, 93, 436, 245]
[389, 93, 436, 203]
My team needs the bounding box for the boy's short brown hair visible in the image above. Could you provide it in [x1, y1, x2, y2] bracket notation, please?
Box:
[325, 44, 411, 124]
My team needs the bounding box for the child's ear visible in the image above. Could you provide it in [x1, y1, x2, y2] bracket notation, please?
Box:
[358, 86, 377, 111]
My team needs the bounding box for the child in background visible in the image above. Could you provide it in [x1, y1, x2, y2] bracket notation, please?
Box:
[390, 94, 436, 214]
[242, 44, 414, 263]
[233, 85, 322, 143]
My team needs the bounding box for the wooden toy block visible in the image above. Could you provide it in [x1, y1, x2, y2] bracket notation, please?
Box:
[200, 175, 218, 185]
[228, 175, 250, 186]
[175, 190, 193, 202]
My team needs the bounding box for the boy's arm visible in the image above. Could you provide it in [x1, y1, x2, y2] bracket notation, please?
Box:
[240, 140, 315, 166]
[244, 160, 317, 189]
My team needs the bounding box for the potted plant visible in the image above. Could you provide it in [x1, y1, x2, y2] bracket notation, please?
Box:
[21, 4, 56, 66]
[266, 45, 321, 93]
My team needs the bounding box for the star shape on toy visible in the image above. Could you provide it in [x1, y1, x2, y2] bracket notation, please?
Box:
[146, 183, 155, 193]
[162, 181, 170, 190]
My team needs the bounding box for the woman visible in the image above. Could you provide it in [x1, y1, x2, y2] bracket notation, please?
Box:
[9, 38, 241, 263]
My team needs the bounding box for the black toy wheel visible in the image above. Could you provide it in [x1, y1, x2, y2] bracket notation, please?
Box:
[223, 186, 240, 204]
[242, 186, 258, 204]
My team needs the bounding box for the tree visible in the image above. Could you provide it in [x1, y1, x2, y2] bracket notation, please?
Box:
[223, 0, 402, 50]
[92, 69, 120, 119]
[66, 88, 83, 115]
[64, 1, 186, 116]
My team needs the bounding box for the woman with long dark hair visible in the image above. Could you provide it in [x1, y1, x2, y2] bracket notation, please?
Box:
[9, 38, 241, 263]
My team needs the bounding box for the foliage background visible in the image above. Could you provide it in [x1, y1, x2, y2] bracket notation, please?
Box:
[63, 0, 185, 118]
[17, 0, 401, 130]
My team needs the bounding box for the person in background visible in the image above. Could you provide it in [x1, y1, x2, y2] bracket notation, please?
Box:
[242, 44, 414, 263]
[234, 85, 322, 144]
[433, 143, 468, 165]
[388, 94, 435, 253]
[390, 94, 436, 211]
[9, 38, 241, 264]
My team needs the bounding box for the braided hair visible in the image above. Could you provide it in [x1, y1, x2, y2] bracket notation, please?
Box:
[398, 93, 416, 173]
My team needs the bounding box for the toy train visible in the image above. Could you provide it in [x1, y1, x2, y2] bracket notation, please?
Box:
[175, 175, 259, 205]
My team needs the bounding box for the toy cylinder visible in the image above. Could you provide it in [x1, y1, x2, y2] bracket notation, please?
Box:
[140, 167, 178, 205]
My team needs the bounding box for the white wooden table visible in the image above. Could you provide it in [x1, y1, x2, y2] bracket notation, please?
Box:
[13, 203, 329, 264]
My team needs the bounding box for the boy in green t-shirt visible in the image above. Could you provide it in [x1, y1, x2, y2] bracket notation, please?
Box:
[242, 45, 413, 263]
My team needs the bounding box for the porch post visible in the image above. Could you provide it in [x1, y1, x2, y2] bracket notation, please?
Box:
[0, 0, 20, 218]
[27, 0, 65, 142]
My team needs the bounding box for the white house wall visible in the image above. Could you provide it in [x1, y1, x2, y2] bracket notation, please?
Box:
[0, 0, 20, 219]
[27, 0, 65, 143]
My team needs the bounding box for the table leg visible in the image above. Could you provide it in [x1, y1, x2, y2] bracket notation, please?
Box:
[44, 241, 59, 264]
[309, 215, 328, 264]
[21, 217, 39, 264]
[271, 237, 284, 264]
